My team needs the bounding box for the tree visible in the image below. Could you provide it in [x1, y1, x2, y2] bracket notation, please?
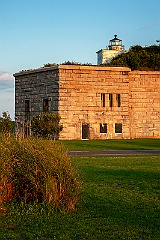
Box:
[105, 45, 160, 71]
[0, 112, 13, 136]
[31, 113, 63, 139]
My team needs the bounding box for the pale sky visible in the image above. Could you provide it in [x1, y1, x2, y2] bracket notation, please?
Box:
[0, 0, 160, 119]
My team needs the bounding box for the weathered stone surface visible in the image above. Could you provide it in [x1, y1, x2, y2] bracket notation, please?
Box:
[14, 65, 160, 139]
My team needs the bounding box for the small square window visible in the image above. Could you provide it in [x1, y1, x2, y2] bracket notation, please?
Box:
[100, 123, 107, 133]
[115, 123, 122, 133]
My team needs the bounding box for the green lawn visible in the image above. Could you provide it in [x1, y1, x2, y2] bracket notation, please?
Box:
[1, 155, 160, 240]
[60, 138, 160, 151]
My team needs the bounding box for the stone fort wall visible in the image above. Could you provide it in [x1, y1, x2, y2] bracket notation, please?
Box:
[129, 71, 160, 138]
[14, 65, 160, 139]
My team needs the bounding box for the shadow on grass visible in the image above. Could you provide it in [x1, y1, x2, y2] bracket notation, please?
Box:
[80, 167, 160, 233]
[82, 166, 160, 186]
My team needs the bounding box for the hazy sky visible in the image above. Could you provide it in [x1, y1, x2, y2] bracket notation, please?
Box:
[0, 0, 160, 119]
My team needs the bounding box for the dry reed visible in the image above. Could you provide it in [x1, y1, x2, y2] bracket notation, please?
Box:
[0, 136, 80, 212]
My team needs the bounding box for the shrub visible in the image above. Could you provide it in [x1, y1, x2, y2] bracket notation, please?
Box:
[0, 136, 80, 212]
[31, 113, 63, 139]
[0, 112, 13, 136]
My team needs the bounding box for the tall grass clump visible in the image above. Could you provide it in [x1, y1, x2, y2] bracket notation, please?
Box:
[0, 136, 80, 212]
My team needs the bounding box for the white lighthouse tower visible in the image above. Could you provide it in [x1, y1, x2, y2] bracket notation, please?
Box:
[96, 35, 127, 65]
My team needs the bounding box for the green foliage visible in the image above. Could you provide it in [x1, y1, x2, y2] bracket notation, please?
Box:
[31, 113, 63, 139]
[105, 45, 160, 70]
[0, 112, 13, 136]
[43, 61, 93, 66]
[43, 63, 57, 67]
[0, 136, 80, 212]
[61, 61, 92, 65]
[61, 138, 160, 151]
[1, 155, 159, 239]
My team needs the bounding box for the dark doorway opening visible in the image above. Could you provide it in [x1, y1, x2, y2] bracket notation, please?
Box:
[82, 124, 90, 139]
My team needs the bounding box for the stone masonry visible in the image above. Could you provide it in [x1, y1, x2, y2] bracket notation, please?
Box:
[14, 65, 160, 139]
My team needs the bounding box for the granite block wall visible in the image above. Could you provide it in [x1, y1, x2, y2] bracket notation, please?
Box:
[14, 65, 160, 139]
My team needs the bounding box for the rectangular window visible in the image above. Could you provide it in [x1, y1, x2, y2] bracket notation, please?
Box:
[101, 93, 105, 107]
[116, 94, 121, 107]
[25, 100, 30, 121]
[25, 100, 30, 112]
[43, 99, 49, 112]
[100, 123, 107, 133]
[109, 93, 113, 107]
[115, 123, 122, 133]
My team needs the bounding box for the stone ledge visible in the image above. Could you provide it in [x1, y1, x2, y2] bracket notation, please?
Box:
[13, 65, 131, 77]
[13, 66, 59, 77]
[13, 65, 160, 78]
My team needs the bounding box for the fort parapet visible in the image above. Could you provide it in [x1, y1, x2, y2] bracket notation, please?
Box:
[14, 65, 160, 139]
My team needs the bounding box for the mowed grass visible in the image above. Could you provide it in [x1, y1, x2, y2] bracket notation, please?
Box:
[1, 154, 160, 240]
[60, 138, 160, 151]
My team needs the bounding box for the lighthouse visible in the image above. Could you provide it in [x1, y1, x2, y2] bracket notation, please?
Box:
[96, 35, 127, 65]
[108, 35, 123, 51]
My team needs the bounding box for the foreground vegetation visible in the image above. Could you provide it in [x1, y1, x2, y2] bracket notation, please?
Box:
[1, 154, 160, 239]
[61, 138, 160, 151]
[0, 137, 80, 212]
